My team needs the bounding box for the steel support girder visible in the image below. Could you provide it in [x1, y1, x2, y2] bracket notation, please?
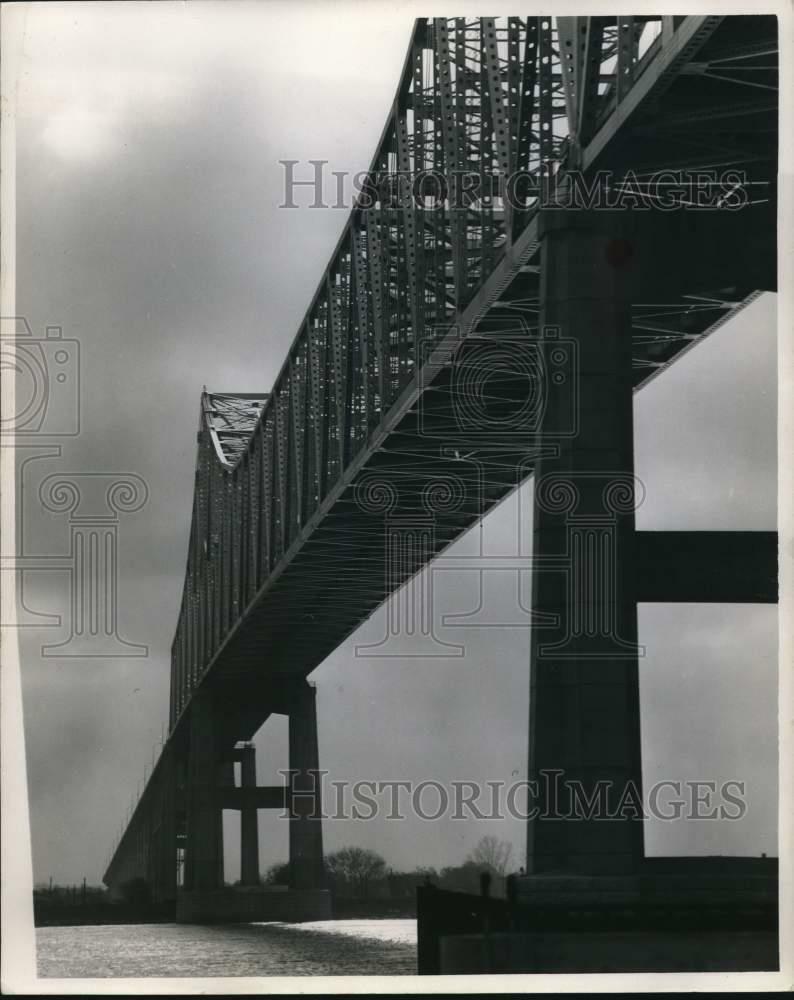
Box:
[581, 16, 725, 172]
[168, 198, 775, 744]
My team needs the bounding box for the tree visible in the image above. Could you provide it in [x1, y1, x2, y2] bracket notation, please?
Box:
[325, 846, 387, 898]
[439, 860, 491, 894]
[261, 861, 290, 887]
[387, 865, 439, 898]
[466, 835, 514, 876]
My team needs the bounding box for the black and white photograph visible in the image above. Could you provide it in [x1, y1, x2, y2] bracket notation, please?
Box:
[1, 0, 791, 992]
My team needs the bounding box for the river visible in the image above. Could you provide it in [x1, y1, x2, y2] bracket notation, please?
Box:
[36, 919, 417, 978]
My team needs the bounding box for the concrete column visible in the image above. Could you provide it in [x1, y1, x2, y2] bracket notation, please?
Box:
[147, 751, 177, 904]
[287, 682, 325, 890]
[239, 745, 260, 886]
[159, 753, 177, 902]
[184, 691, 222, 891]
[527, 209, 644, 875]
[217, 760, 234, 886]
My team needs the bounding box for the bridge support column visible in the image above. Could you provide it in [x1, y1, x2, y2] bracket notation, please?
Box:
[150, 748, 177, 904]
[161, 756, 177, 902]
[184, 691, 223, 892]
[527, 208, 644, 875]
[287, 681, 325, 890]
[239, 744, 260, 886]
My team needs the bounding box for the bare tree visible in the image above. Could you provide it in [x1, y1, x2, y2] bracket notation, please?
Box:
[325, 846, 387, 898]
[467, 835, 514, 875]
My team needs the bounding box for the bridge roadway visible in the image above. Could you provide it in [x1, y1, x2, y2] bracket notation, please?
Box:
[103, 15, 778, 914]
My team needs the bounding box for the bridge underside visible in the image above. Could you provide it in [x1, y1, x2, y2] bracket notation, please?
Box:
[204, 200, 776, 748]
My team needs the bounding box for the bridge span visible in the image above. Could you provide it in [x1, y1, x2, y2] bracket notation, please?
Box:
[104, 15, 777, 925]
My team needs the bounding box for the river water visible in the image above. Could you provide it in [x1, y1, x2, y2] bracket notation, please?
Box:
[36, 919, 417, 978]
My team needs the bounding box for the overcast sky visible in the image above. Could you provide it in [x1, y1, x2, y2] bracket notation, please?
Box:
[11, 2, 778, 886]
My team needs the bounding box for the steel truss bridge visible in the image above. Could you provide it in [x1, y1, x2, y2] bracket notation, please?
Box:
[104, 15, 778, 917]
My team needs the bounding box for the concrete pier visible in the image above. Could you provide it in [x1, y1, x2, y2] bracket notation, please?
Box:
[172, 679, 328, 922]
[287, 682, 326, 891]
[528, 209, 644, 875]
[239, 744, 260, 887]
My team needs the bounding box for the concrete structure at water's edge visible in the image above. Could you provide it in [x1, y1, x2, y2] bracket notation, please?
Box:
[417, 858, 778, 973]
[104, 15, 779, 961]
[106, 660, 329, 921]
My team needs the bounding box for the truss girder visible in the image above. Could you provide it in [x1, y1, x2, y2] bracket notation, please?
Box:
[155, 11, 778, 756]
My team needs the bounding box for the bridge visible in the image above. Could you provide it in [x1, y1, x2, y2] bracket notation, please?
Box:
[103, 15, 778, 926]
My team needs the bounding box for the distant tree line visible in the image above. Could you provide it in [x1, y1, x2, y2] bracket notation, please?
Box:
[33, 882, 108, 906]
[32, 878, 175, 927]
[34, 836, 518, 924]
[259, 835, 518, 901]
